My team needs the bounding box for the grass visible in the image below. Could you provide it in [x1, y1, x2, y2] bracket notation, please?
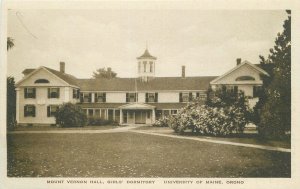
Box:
[7, 132, 290, 177]
[12, 125, 118, 131]
[134, 126, 291, 149]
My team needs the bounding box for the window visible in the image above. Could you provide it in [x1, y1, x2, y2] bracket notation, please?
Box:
[143, 61, 147, 72]
[80, 92, 92, 103]
[88, 109, 94, 117]
[171, 110, 177, 115]
[95, 109, 100, 117]
[198, 93, 207, 101]
[147, 111, 151, 119]
[101, 109, 107, 119]
[47, 105, 59, 117]
[180, 92, 190, 102]
[34, 79, 49, 84]
[236, 76, 255, 81]
[24, 105, 35, 117]
[73, 89, 80, 99]
[226, 86, 238, 94]
[48, 88, 60, 98]
[163, 110, 170, 117]
[149, 62, 153, 72]
[24, 88, 36, 99]
[126, 93, 137, 102]
[95, 92, 106, 103]
[253, 86, 263, 97]
[145, 92, 158, 103]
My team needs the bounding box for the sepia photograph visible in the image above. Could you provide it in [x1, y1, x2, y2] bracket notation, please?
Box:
[1, 0, 298, 188]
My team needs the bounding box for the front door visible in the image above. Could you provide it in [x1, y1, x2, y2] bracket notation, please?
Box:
[135, 111, 146, 124]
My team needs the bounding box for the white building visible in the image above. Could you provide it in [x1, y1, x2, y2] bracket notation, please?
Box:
[15, 49, 270, 126]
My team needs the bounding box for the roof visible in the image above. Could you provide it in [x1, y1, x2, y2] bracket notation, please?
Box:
[22, 69, 35, 75]
[77, 76, 217, 91]
[137, 49, 157, 60]
[210, 60, 269, 84]
[254, 63, 274, 75]
[43, 67, 79, 86]
[77, 102, 193, 110]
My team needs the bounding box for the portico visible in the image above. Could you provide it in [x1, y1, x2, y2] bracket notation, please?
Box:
[119, 103, 156, 125]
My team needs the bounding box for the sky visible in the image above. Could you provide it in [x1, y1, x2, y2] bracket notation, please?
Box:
[7, 9, 288, 81]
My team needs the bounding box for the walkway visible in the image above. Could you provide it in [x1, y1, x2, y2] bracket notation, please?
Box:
[8, 125, 139, 134]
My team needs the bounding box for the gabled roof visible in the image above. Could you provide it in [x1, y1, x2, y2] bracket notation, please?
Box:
[43, 67, 78, 86]
[210, 60, 269, 84]
[77, 76, 217, 91]
[22, 69, 35, 75]
[16, 67, 79, 87]
[137, 49, 157, 60]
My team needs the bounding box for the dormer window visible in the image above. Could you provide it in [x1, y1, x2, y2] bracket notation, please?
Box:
[34, 79, 50, 84]
[236, 76, 255, 81]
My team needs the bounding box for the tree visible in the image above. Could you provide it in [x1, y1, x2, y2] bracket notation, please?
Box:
[255, 11, 291, 138]
[7, 77, 16, 130]
[55, 103, 87, 127]
[93, 67, 117, 79]
[7, 37, 14, 50]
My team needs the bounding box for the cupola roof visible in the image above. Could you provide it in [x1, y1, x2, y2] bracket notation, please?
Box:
[137, 49, 157, 60]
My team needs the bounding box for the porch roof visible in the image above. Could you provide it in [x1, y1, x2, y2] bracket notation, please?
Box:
[119, 103, 155, 110]
[77, 102, 200, 110]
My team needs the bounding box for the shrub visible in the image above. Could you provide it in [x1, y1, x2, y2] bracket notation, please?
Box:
[88, 117, 119, 126]
[55, 103, 87, 127]
[168, 103, 249, 136]
[152, 116, 169, 127]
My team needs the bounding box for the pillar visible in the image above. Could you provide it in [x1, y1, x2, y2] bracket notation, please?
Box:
[120, 109, 123, 124]
[152, 109, 156, 123]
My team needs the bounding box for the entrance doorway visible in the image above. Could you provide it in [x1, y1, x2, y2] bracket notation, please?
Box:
[135, 111, 146, 124]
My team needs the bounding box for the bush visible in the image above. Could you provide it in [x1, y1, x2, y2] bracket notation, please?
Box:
[88, 117, 119, 126]
[152, 116, 169, 127]
[55, 103, 87, 127]
[168, 103, 249, 136]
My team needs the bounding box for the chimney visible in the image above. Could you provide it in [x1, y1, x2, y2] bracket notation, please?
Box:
[181, 65, 185, 78]
[60, 62, 65, 73]
[236, 58, 242, 66]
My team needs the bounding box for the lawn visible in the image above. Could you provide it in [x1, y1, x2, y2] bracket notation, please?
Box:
[7, 132, 290, 177]
[134, 126, 291, 149]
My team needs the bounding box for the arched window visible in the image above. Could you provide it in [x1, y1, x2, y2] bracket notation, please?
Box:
[235, 76, 255, 81]
[34, 79, 50, 83]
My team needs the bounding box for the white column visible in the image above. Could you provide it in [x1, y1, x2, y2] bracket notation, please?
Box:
[16, 88, 20, 123]
[152, 109, 156, 123]
[120, 109, 123, 124]
[91, 93, 95, 103]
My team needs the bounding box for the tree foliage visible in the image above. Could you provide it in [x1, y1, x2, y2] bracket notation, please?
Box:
[7, 77, 16, 130]
[7, 37, 14, 50]
[254, 11, 291, 138]
[55, 103, 87, 127]
[93, 67, 117, 79]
